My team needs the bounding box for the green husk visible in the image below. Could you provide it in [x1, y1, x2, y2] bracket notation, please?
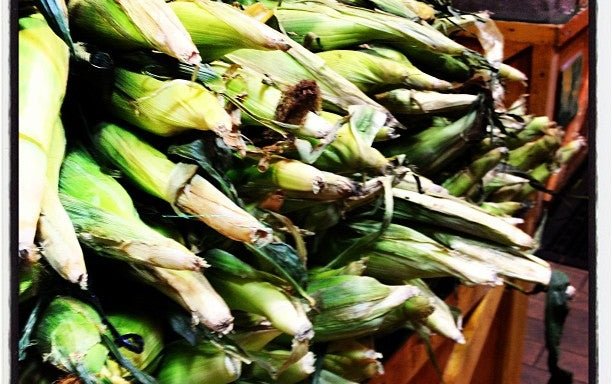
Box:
[307, 274, 424, 341]
[59, 149, 207, 271]
[93, 122, 273, 245]
[408, 279, 465, 344]
[317, 50, 452, 93]
[392, 188, 535, 248]
[36, 119, 87, 288]
[506, 131, 563, 172]
[34, 296, 127, 383]
[314, 105, 391, 173]
[156, 340, 242, 384]
[428, 231, 551, 285]
[131, 266, 234, 334]
[442, 146, 508, 197]
[351, 221, 501, 285]
[240, 159, 359, 201]
[109, 68, 241, 148]
[374, 89, 478, 115]
[381, 109, 481, 175]
[479, 201, 526, 217]
[68, 0, 201, 64]
[19, 13, 70, 260]
[206, 249, 314, 341]
[170, 0, 291, 61]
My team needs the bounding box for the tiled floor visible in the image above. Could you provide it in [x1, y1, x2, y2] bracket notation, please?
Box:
[521, 262, 589, 384]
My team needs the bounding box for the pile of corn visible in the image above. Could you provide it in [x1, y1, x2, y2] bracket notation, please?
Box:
[18, 0, 583, 382]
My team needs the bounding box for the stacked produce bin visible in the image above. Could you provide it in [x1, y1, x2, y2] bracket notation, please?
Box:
[17, 0, 584, 383]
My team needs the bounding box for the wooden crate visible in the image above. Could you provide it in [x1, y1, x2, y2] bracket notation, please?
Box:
[370, 8, 589, 384]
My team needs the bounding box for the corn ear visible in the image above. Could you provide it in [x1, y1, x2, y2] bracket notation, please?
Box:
[442, 146, 508, 197]
[211, 62, 335, 139]
[479, 201, 526, 217]
[408, 279, 465, 343]
[319, 369, 360, 384]
[352, 221, 501, 285]
[475, 170, 530, 199]
[323, 341, 384, 381]
[317, 50, 452, 92]
[251, 350, 316, 383]
[241, 159, 359, 201]
[499, 63, 528, 82]
[110, 68, 241, 148]
[395, 172, 449, 195]
[274, 0, 477, 80]
[375, 89, 478, 115]
[507, 131, 563, 171]
[382, 109, 480, 175]
[315, 106, 391, 173]
[307, 274, 421, 341]
[36, 120, 87, 288]
[275, 1, 467, 56]
[156, 340, 242, 384]
[93, 122, 273, 245]
[170, 0, 291, 61]
[206, 250, 314, 341]
[68, 0, 200, 64]
[59, 149, 207, 271]
[225, 48, 400, 126]
[131, 266, 234, 334]
[19, 13, 70, 260]
[392, 188, 535, 248]
[19, 260, 44, 302]
[505, 115, 553, 149]
[35, 296, 110, 380]
[429, 231, 552, 285]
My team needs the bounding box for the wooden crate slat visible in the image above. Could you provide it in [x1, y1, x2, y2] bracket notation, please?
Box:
[441, 286, 506, 384]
